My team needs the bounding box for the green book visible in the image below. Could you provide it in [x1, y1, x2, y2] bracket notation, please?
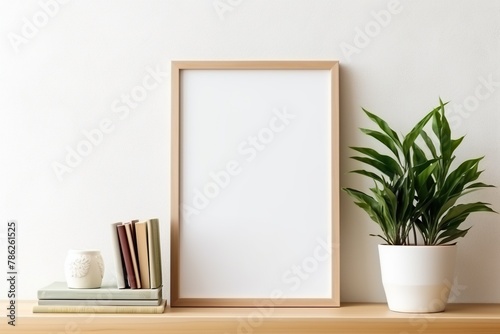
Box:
[147, 218, 162, 289]
[37, 282, 162, 300]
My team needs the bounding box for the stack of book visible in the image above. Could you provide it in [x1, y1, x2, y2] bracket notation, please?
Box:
[33, 282, 165, 313]
[110, 218, 163, 290]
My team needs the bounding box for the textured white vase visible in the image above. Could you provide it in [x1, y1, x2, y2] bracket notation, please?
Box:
[378, 244, 457, 313]
[65, 250, 104, 289]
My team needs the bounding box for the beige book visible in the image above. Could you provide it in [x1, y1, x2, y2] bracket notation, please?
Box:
[33, 300, 166, 314]
[125, 223, 141, 289]
[135, 221, 150, 289]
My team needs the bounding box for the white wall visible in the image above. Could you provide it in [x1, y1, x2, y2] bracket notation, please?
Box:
[1, 0, 499, 302]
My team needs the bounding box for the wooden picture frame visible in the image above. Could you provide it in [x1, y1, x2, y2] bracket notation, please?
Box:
[171, 61, 340, 307]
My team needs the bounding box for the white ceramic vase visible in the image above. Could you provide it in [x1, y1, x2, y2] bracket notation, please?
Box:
[378, 244, 457, 313]
[65, 249, 104, 289]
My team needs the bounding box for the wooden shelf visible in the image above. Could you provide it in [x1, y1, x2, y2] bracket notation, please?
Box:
[2, 301, 500, 333]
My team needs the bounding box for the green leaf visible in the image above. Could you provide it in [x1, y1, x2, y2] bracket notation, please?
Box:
[435, 193, 462, 220]
[438, 100, 452, 162]
[439, 202, 495, 230]
[415, 162, 438, 198]
[450, 136, 465, 156]
[343, 188, 379, 213]
[350, 147, 402, 176]
[437, 228, 470, 245]
[362, 109, 402, 148]
[350, 170, 385, 184]
[403, 109, 437, 157]
[360, 128, 401, 160]
[443, 158, 483, 196]
[412, 142, 428, 167]
[431, 112, 441, 138]
[413, 157, 439, 175]
[465, 182, 496, 190]
[351, 156, 400, 179]
[420, 130, 438, 159]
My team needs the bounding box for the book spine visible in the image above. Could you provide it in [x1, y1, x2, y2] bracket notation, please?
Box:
[130, 219, 140, 272]
[147, 218, 162, 289]
[111, 222, 127, 289]
[135, 221, 151, 289]
[125, 223, 142, 289]
[117, 225, 138, 289]
[32, 301, 166, 314]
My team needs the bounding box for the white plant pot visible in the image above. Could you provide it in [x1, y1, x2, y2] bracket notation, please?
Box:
[378, 244, 457, 313]
[65, 249, 104, 289]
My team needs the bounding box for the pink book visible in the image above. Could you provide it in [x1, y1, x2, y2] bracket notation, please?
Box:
[117, 224, 137, 289]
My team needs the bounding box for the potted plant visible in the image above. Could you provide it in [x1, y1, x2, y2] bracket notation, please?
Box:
[344, 99, 495, 313]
